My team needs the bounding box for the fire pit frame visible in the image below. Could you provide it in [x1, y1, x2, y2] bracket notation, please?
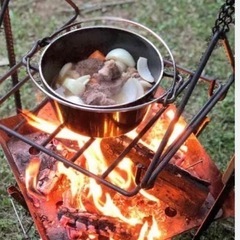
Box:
[0, 0, 234, 239]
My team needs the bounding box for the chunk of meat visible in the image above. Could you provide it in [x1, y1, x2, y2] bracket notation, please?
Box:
[82, 73, 130, 105]
[70, 58, 142, 106]
[74, 58, 104, 76]
[97, 59, 121, 81]
[82, 90, 115, 106]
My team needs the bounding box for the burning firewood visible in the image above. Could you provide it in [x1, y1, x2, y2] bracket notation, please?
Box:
[100, 135, 210, 217]
[57, 206, 142, 240]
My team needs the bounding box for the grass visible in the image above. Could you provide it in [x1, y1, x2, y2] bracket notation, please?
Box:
[0, 0, 234, 239]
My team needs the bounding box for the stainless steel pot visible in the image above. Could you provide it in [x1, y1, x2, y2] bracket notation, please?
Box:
[39, 26, 164, 108]
[29, 18, 176, 138]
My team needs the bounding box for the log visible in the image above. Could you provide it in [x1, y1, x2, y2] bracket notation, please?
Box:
[100, 136, 210, 217]
[57, 207, 142, 240]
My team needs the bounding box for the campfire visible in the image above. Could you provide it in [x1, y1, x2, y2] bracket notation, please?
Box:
[23, 105, 186, 239]
[0, 100, 232, 240]
[0, 0, 234, 239]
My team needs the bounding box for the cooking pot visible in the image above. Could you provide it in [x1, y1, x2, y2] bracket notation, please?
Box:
[29, 18, 177, 137]
[50, 97, 151, 138]
[39, 26, 164, 108]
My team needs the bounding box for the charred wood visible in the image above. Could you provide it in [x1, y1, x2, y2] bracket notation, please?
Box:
[58, 207, 141, 240]
[101, 135, 210, 217]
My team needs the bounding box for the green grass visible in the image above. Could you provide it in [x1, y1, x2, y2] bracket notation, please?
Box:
[0, 0, 234, 239]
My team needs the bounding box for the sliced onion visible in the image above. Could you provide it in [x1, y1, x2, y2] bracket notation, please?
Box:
[68, 70, 80, 79]
[106, 48, 135, 67]
[112, 78, 145, 104]
[134, 79, 145, 98]
[65, 95, 84, 105]
[59, 62, 73, 79]
[112, 78, 138, 104]
[139, 80, 153, 90]
[137, 57, 154, 83]
[115, 60, 127, 73]
[62, 75, 90, 96]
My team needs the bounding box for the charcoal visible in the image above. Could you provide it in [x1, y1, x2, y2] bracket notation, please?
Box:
[46, 226, 69, 240]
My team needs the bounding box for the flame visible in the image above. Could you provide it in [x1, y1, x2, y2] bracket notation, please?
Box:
[22, 110, 89, 144]
[165, 109, 185, 146]
[140, 189, 159, 203]
[138, 217, 161, 240]
[127, 108, 188, 155]
[108, 157, 135, 189]
[25, 157, 45, 201]
[25, 157, 41, 192]
[165, 109, 188, 153]
[23, 111, 165, 239]
[165, 109, 175, 120]
[148, 217, 162, 239]
[139, 221, 149, 240]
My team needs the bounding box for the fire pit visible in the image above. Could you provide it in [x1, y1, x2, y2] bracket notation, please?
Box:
[0, 101, 226, 239]
[0, 0, 234, 239]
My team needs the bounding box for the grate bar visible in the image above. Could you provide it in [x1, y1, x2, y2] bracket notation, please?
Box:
[141, 29, 223, 188]
[101, 105, 168, 179]
[0, 123, 141, 196]
[68, 137, 95, 163]
[0, 75, 29, 105]
[146, 74, 234, 187]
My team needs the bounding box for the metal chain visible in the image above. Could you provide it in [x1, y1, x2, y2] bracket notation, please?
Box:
[212, 0, 235, 36]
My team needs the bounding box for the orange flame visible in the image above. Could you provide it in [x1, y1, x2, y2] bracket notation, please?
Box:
[25, 157, 45, 201]
[25, 157, 41, 192]
[138, 217, 161, 240]
[127, 108, 188, 155]
[23, 111, 164, 239]
[22, 110, 89, 144]
[148, 217, 162, 239]
[165, 109, 188, 153]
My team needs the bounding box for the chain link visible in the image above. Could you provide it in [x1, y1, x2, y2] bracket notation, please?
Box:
[212, 0, 235, 36]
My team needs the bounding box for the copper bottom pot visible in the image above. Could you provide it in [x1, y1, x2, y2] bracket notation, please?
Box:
[53, 100, 150, 138]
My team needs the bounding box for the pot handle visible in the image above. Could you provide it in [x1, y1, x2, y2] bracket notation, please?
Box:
[147, 72, 183, 105]
[25, 50, 50, 96]
[25, 16, 180, 106]
[71, 16, 179, 102]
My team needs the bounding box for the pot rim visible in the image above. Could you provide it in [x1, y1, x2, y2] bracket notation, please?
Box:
[39, 25, 164, 109]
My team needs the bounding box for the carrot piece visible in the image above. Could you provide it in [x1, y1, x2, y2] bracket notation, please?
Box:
[88, 50, 105, 61]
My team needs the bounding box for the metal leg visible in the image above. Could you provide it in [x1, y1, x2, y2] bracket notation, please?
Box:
[193, 156, 235, 239]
